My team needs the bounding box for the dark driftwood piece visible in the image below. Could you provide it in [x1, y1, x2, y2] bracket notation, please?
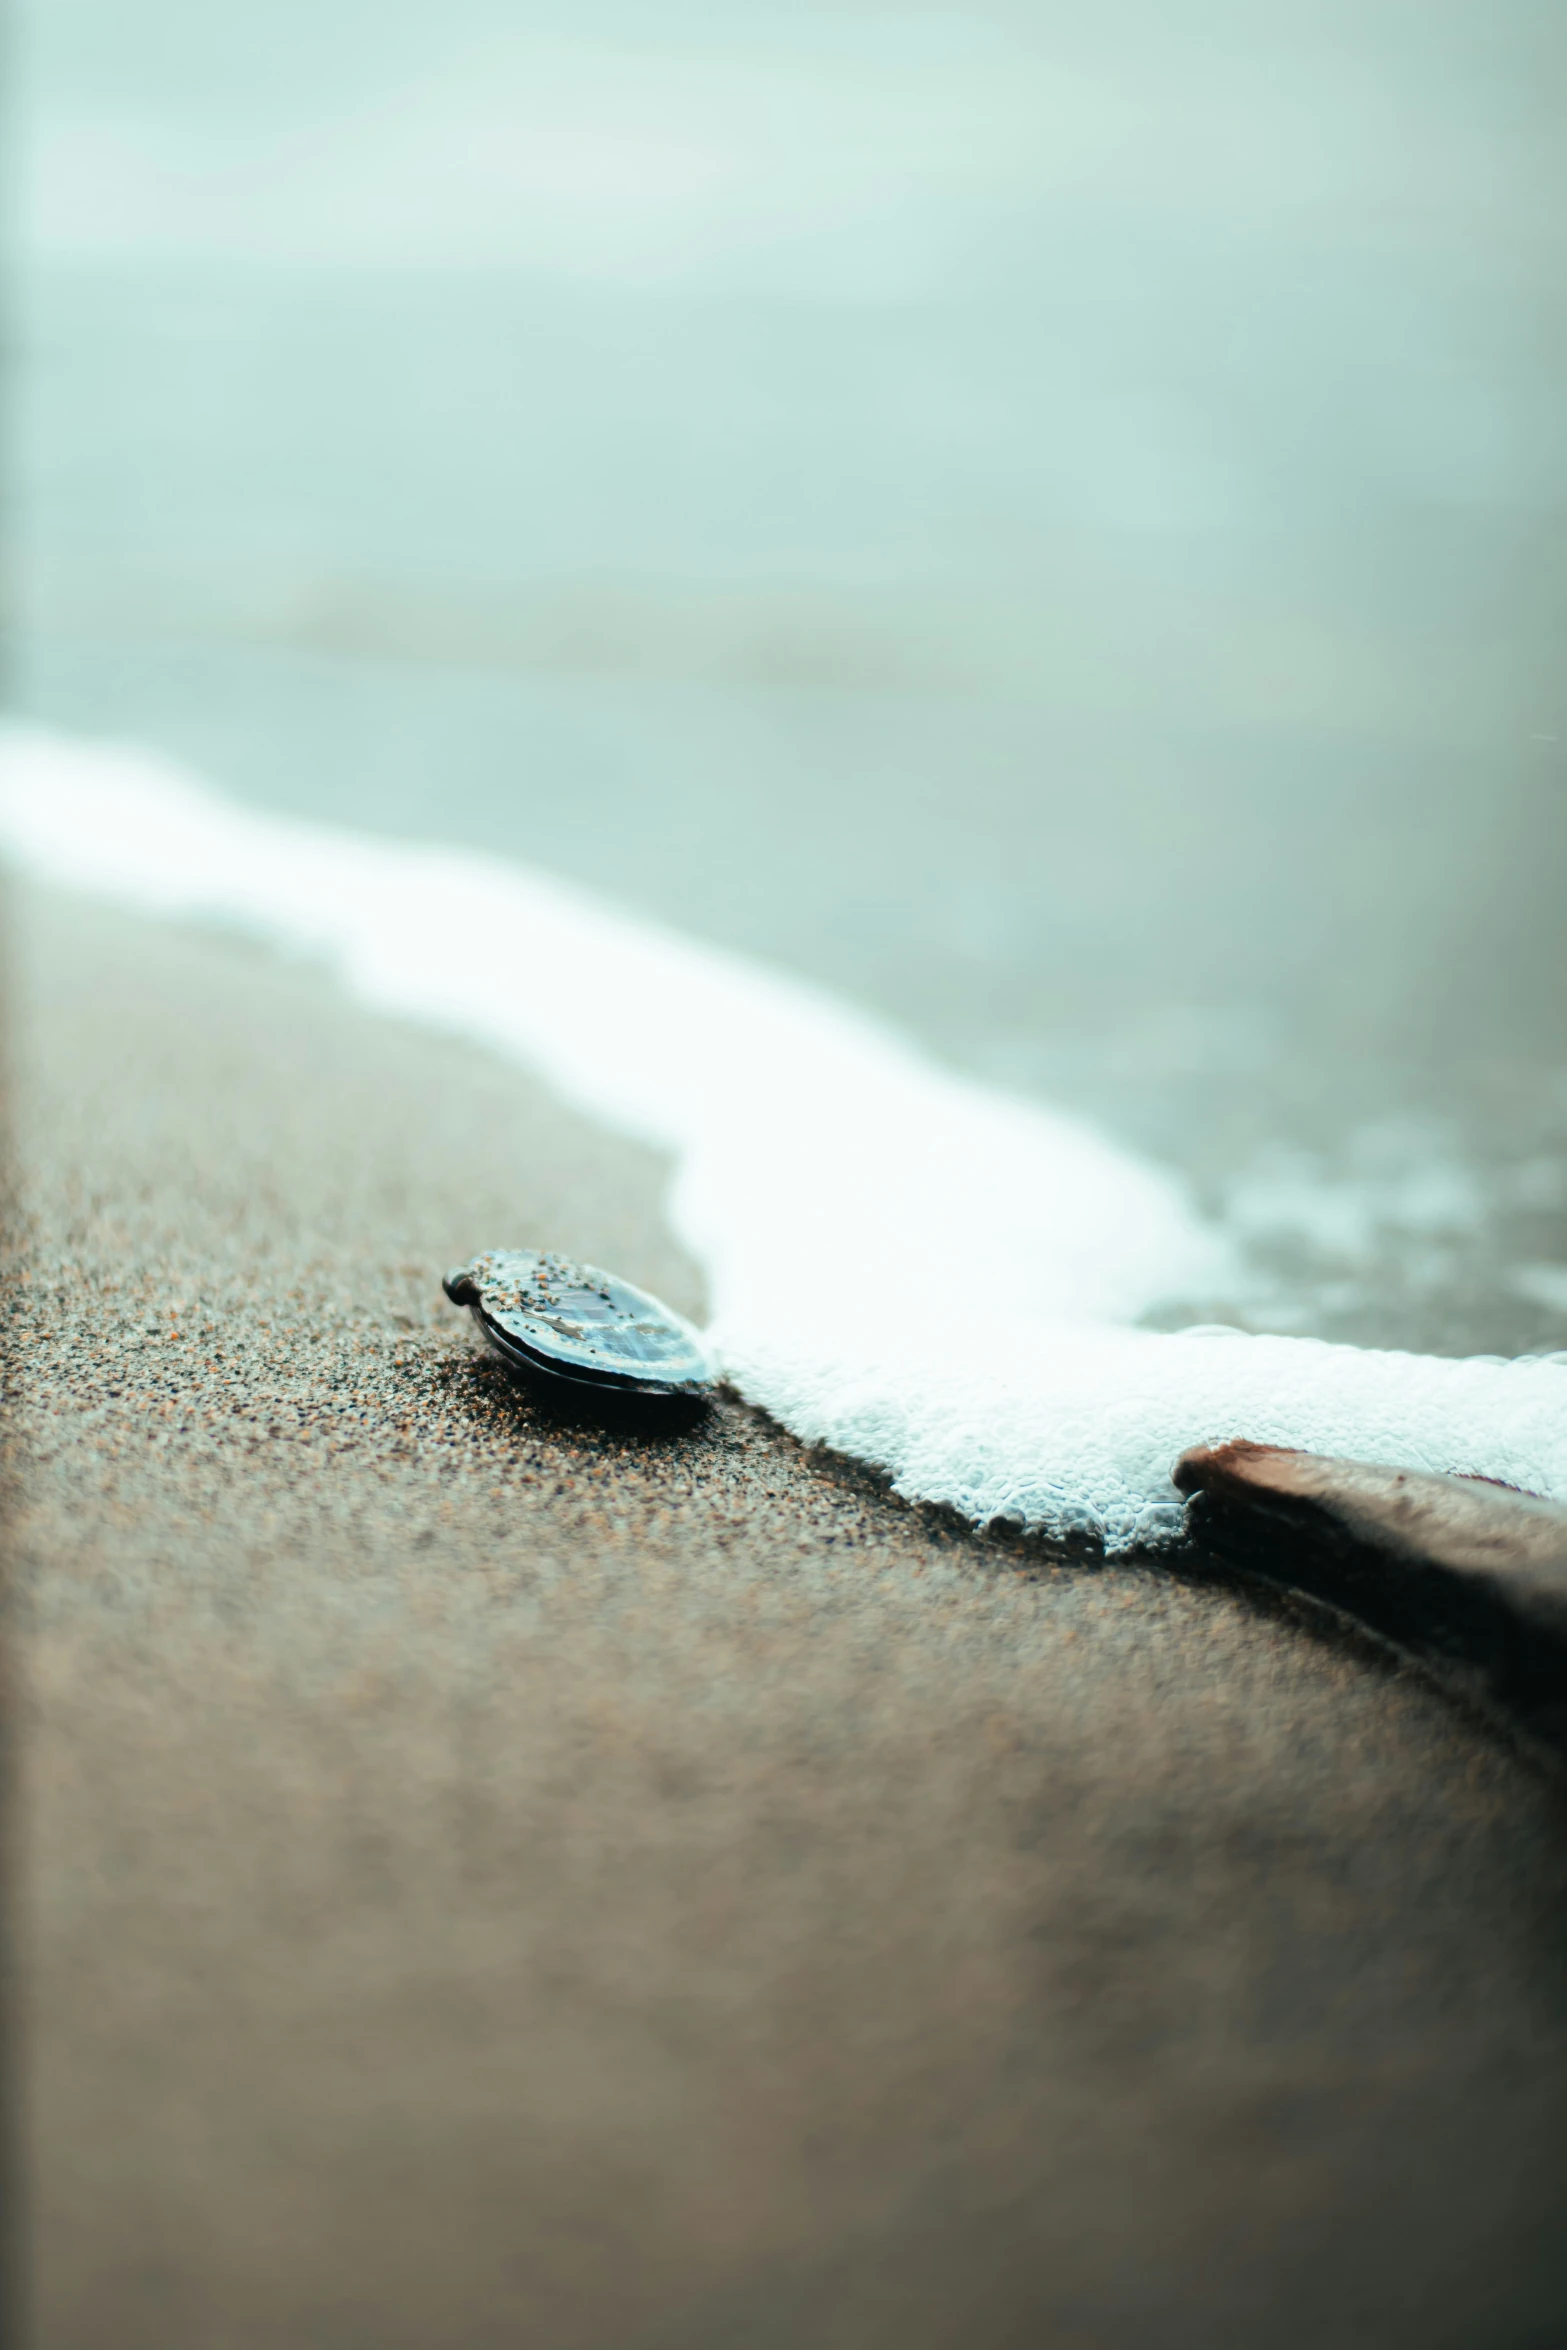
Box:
[1175, 1442, 1567, 1762]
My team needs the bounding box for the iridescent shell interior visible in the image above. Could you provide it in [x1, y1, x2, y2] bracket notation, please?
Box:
[445, 1250, 713, 1398]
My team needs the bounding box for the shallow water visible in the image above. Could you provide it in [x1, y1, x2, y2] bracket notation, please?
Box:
[10, 0, 1567, 1354]
[8, 730, 1566, 1546]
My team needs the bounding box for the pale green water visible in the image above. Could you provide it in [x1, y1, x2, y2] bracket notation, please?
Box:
[9, 0, 1567, 1350]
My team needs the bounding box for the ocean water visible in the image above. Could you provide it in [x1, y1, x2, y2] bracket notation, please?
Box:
[6, 727, 1565, 1546]
[8, 0, 1567, 1358]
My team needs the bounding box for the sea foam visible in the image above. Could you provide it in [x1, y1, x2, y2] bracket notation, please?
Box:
[2, 723, 1563, 1548]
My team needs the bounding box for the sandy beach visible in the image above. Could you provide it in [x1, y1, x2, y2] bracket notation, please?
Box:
[5, 882, 1566, 2347]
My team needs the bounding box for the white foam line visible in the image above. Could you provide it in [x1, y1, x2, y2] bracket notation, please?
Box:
[3, 722, 1564, 1549]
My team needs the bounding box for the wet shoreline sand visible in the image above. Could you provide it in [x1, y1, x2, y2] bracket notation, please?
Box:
[10, 886, 1567, 2348]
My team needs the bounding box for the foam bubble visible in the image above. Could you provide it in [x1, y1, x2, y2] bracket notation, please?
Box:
[3, 723, 1564, 1548]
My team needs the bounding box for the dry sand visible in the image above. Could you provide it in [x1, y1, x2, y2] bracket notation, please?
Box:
[8, 886, 1567, 2350]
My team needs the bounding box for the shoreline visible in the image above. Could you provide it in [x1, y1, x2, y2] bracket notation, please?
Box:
[6, 732, 1564, 1557]
[12, 884, 1567, 2348]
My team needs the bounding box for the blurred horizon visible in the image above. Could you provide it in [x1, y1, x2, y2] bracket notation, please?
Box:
[8, 0, 1567, 1351]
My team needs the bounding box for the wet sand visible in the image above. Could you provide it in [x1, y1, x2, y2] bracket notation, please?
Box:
[9, 886, 1567, 2350]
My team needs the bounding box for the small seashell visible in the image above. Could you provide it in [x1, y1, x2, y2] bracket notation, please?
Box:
[443, 1249, 715, 1410]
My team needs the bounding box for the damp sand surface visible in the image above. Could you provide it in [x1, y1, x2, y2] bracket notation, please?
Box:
[10, 887, 1567, 2350]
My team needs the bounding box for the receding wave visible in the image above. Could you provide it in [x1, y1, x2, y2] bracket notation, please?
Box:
[3, 723, 1563, 1549]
